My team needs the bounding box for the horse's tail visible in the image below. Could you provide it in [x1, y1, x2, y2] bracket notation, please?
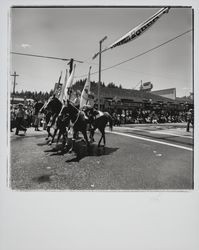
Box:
[108, 114, 113, 131]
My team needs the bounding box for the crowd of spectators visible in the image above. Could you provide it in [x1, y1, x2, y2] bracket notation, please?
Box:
[10, 98, 194, 135]
[112, 108, 193, 126]
[10, 99, 45, 135]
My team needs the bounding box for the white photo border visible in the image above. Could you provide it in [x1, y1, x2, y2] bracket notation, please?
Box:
[0, 1, 198, 250]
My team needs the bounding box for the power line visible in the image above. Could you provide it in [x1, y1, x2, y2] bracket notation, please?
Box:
[11, 52, 84, 63]
[75, 29, 192, 79]
[11, 29, 192, 82]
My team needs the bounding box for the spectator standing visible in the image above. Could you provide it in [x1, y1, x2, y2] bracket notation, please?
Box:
[15, 103, 27, 135]
[186, 109, 194, 132]
[33, 100, 44, 131]
[10, 106, 16, 132]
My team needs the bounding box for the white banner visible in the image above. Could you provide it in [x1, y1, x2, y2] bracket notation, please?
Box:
[109, 7, 170, 51]
[59, 69, 68, 102]
[80, 66, 92, 109]
[63, 64, 76, 102]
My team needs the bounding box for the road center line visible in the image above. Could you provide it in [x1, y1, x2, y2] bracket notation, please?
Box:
[114, 126, 193, 139]
[149, 131, 193, 139]
[108, 131, 193, 151]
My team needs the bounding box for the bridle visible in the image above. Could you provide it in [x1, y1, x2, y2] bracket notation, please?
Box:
[71, 110, 81, 126]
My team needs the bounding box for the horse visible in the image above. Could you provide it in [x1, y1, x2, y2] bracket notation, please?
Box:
[53, 106, 71, 149]
[66, 100, 90, 153]
[89, 110, 113, 147]
[67, 100, 113, 149]
[40, 97, 63, 141]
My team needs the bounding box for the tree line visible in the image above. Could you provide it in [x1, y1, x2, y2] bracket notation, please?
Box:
[12, 80, 123, 100]
[12, 90, 54, 101]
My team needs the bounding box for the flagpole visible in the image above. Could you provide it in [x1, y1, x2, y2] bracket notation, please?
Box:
[97, 36, 107, 110]
[11, 71, 19, 104]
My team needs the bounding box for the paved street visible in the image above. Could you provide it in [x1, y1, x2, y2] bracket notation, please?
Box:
[10, 123, 193, 190]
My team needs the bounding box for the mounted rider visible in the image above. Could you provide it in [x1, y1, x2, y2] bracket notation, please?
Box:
[81, 91, 98, 126]
[73, 90, 81, 109]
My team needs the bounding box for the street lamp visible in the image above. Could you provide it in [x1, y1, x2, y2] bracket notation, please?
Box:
[93, 36, 107, 110]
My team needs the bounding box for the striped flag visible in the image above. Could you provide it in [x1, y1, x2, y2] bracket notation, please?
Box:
[109, 7, 170, 49]
[80, 66, 92, 109]
[63, 64, 76, 102]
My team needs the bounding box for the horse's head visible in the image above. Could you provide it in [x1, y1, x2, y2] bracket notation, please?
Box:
[60, 106, 70, 116]
[44, 97, 62, 114]
[65, 99, 80, 120]
[66, 100, 78, 112]
[37, 102, 45, 113]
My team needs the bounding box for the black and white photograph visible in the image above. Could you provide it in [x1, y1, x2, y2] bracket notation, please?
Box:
[9, 6, 194, 190]
[1, 1, 199, 250]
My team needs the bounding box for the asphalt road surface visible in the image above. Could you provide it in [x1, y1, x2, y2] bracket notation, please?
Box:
[10, 123, 193, 190]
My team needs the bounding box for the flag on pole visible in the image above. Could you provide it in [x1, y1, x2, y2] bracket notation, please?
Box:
[109, 7, 170, 49]
[80, 66, 92, 109]
[59, 69, 68, 102]
[63, 64, 76, 102]
[68, 58, 74, 75]
[53, 71, 63, 98]
[53, 71, 62, 92]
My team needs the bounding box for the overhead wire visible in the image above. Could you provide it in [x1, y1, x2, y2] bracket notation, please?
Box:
[11, 29, 192, 82]
[11, 52, 84, 63]
[75, 29, 192, 79]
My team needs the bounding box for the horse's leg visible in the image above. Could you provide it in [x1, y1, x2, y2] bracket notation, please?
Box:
[89, 127, 96, 143]
[52, 128, 58, 143]
[82, 129, 90, 147]
[69, 130, 77, 153]
[98, 134, 103, 147]
[62, 128, 68, 149]
[46, 126, 53, 139]
[58, 126, 68, 151]
[45, 126, 50, 140]
[55, 128, 62, 148]
[49, 128, 58, 145]
[103, 130, 106, 146]
[97, 128, 104, 147]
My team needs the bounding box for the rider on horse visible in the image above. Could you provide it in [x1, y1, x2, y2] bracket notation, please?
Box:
[80, 91, 97, 127]
[82, 105, 98, 126]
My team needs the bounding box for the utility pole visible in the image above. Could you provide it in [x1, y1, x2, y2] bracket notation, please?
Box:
[140, 80, 143, 91]
[93, 36, 107, 110]
[11, 71, 19, 104]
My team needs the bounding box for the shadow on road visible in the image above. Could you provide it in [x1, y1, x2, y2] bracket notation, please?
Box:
[65, 142, 119, 163]
[41, 137, 119, 162]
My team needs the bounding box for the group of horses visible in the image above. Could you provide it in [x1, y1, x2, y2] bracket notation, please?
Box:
[40, 97, 113, 153]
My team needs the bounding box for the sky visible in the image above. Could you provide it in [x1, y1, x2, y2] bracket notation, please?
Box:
[10, 7, 193, 97]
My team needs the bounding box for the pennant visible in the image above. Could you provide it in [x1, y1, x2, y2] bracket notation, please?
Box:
[109, 7, 170, 49]
[80, 66, 92, 109]
[63, 64, 76, 102]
